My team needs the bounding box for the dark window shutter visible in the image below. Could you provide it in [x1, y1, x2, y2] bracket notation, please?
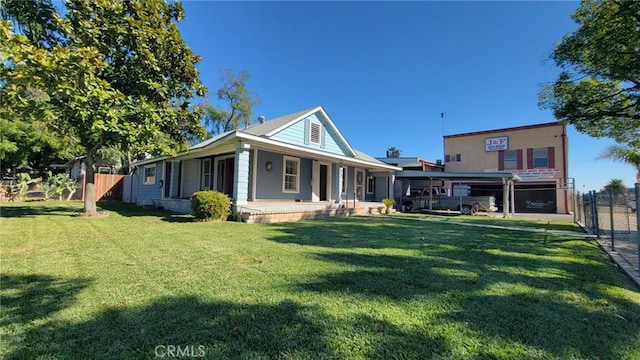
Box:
[547, 146, 555, 168]
[498, 151, 504, 170]
[304, 119, 310, 145]
[445, 155, 450, 162]
[527, 148, 534, 169]
[456, 154, 461, 162]
[516, 149, 523, 170]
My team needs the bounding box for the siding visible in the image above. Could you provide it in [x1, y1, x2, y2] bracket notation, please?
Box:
[255, 150, 313, 200]
[269, 112, 349, 156]
[136, 161, 163, 201]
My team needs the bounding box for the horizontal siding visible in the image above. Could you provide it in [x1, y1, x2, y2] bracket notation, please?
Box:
[136, 161, 163, 201]
[270, 112, 348, 156]
[255, 150, 312, 200]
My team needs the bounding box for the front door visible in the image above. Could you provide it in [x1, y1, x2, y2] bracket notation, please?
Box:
[215, 157, 235, 198]
[182, 160, 200, 198]
[355, 169, 365, 201]
[312, 161, 330, 202]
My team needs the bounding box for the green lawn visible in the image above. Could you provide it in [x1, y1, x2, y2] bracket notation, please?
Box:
[1, 202, 639, 359]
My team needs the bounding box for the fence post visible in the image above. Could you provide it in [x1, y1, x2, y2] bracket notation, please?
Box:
[592, 191, 600, 238]
[636, 183, 640, 275]
[609, 189, 615, 251]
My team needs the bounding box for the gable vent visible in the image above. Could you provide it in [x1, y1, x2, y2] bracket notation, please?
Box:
[310, 122, 322, 144]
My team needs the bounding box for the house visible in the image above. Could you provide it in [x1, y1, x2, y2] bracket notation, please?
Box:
[442, 122, 571, 214]
[131, 106, 401, 222]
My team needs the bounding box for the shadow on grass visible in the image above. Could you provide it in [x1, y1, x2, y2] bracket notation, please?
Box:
[266, 217, 640, 358]
[0, 201, 195, 222]
[0, 204, 82, 218]
[1, 294, 449, 359]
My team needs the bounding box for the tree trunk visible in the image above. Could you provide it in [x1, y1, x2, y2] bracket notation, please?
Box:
[636, 165, 640, 184]
[83, 151, 98, 214]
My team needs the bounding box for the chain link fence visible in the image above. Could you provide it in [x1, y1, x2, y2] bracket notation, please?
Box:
[577, 184, 640, 275]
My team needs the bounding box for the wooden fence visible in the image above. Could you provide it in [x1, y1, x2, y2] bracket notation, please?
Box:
[78, 174, 124, 201]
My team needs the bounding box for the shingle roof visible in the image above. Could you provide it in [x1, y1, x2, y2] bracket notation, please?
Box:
[241, 106, 320, 137]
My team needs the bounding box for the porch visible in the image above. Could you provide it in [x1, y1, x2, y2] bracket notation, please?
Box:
[142, 198, 389, 224]
[235, 201, 389, 224]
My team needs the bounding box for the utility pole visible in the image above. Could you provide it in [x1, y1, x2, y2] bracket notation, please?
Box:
[441, 112, 445, 160]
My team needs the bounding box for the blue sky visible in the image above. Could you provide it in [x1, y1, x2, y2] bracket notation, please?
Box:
[177, 0, 635, 192]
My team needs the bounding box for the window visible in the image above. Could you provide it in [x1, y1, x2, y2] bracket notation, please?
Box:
[143, 165, 156, 185]
[533, 148, 548, 168]
[283, 156, 300, 192]
[309, 122, 322, 145]
[445, 154, 461, 162]
[503, 150, 518, 170]
[201, 159, 211, 190]
[366, 176, 374, 194]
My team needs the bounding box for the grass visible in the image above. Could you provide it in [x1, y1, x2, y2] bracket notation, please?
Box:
[1, 201, 640, 359]
[396, 212, 582, 233]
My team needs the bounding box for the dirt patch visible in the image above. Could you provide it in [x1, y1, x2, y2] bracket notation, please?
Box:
[74, 211, 109, 218]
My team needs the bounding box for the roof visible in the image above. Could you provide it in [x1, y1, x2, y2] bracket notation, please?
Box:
[242, 107, 318, 137]
[396, 170, 521, 181]
[133, 106, 399, 171]
[444, 122, 564, 139]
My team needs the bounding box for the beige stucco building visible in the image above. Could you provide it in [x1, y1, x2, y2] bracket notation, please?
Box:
[443, 122, 571, 214]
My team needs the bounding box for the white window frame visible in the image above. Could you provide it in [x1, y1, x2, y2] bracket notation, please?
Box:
[283, 155, 300, 193]
[143, 165, 156, 185]
[201, 159, 211, 190]
[309, 121, 322, 145]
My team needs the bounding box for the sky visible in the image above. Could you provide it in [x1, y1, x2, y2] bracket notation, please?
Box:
[176, 0, 636, 192]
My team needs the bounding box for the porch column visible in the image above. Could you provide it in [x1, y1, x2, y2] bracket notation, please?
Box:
[388, 174, 395, 200]
[337, 165, 344, 205]
[233, 142, 251, 206]
[502, 177, 510, 218]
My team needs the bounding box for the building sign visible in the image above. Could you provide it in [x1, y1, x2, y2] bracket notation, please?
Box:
[485, 136, 508, 151]
[483, 168, 561, 181]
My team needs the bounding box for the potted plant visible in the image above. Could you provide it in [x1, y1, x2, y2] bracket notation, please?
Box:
[382, 197, 395, 214]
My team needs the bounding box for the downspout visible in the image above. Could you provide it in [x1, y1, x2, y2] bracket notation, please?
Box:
[561, 124, 568, 214]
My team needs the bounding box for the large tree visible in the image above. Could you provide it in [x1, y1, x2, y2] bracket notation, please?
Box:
[202, 69, 261, 136]
[539, 0, 640, 147]
[1, 0, 207, 214]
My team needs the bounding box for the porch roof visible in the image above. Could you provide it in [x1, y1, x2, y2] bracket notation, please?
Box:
[396, 170, 521, 181]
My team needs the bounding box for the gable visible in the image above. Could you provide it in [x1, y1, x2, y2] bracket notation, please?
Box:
[268, 111, 351, 156]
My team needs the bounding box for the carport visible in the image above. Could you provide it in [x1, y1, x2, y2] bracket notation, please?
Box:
[395, 171, 521, 218]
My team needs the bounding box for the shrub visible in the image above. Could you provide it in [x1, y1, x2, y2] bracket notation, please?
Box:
[382, 197, 395, 209]
[190, 191, 231, 221]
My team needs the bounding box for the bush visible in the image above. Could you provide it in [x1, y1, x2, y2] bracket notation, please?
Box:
[190, 191, 231, 221]
[382, 197, 395, 209]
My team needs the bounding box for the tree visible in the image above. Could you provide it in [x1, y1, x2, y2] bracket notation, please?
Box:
[1, 0, 207, 214]
[539, 0, 640, 148]
[386, 147, 401, 158]
[202, 69, 261, 136]
[598, 144, 640, 183]
[604, 178, 626, 202]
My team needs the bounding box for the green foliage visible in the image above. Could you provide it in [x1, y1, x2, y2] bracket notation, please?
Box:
[604, 178, 626, 199]
[539, 0, 640, 148]
[1, 0, 207, 214]
[386, 147, 401, 158]
[202, 69, 261, 136]
[382, 197, 395, 209]
[598, 144, 640, 183]
[15, 172, 40, 200]
[38, 171, 56, 200]
[190, 190, 231, 221]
